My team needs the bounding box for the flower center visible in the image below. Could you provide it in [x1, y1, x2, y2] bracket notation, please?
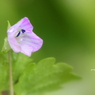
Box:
[16, 29, 26, 37]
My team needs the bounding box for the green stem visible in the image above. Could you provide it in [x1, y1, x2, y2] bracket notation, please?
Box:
[8, 51, 14, 95]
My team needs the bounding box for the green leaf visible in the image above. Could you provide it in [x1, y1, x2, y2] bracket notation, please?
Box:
[0, 53, 9, 92]
[12, 53, 33, 82]
[7, 20, 11, 30]
[14, 57, 80, 95]
[1, 38, 11, 53]
[0, 21, 11, 91]
[0, 51, 33, 93]
[1, 21, 11, 53]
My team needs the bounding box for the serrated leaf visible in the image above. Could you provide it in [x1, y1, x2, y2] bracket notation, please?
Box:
[14, 57, 80, 95]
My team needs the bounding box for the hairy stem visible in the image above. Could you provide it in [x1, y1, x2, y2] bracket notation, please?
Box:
[8, 51, 14, 95]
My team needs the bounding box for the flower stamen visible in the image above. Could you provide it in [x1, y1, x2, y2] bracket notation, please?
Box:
[16, 32, 20, 37]
[15, 29, 26, 37]
[22, 29, 25, 33]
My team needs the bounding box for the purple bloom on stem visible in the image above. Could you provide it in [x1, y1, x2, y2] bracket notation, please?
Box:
[7, 17, 43, 56]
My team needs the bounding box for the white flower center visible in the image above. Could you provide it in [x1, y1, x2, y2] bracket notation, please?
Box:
[15, 29, 26, 37]
[15, 29, 32, 45]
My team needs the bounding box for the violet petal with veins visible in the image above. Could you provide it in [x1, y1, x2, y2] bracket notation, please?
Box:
[7, 17, 43, 56]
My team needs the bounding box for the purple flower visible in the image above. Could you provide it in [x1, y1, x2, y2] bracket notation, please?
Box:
[7, 17, 43, 56]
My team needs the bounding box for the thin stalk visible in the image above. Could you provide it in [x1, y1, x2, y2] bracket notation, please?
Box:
[8, 51, 14, 95]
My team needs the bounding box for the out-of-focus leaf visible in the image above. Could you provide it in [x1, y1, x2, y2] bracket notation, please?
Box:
[14, 57, 80, 95]
[0, 53, 9, 92]
[1, 38, 11, 53]
[1, 21, 11, 53]
[12, 53, 33, 82]
[7, 20, 11, 30]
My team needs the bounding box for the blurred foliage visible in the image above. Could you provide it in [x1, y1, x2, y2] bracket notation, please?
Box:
[0, 50, 79, 95]
[0, 31, 79, 95]
[0, 0, 95, 95]
[14, 57, 79, 95]
[0, 53, 9, 92]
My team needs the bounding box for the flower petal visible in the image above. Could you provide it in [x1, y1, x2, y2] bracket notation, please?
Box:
[7, 17, 43, 56]
[18, 32, 43, 52]
[21, 44, 33, 56]
[20, 17, 33, 31]
[8, 37, 21, 52]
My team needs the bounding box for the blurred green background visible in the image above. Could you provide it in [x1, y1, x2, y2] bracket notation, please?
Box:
[0, 0, 95, 95]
